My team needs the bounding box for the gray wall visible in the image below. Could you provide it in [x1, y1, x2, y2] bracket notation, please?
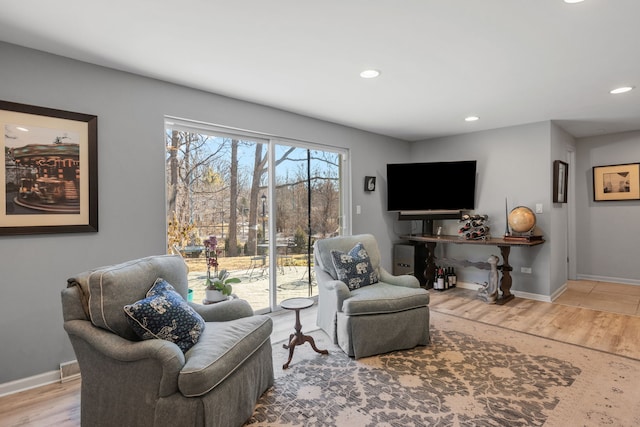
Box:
[550, 123, 576, 296]
[575, 131, 640, 283]
[409, 122, 640, 295]
[0, 42, 409, 384]
[409, 122, 553, 296]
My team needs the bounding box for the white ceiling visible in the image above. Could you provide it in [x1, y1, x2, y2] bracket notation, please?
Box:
[1, 0, 639, 141]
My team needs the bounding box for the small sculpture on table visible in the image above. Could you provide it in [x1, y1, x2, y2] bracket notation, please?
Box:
[477, 255, 499, 304]
[458, 214, 490, 240]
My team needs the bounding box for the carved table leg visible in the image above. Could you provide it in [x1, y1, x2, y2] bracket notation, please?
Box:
[497, 245, 514, 305]
[282, 334, 299, 370]
[282, 307, 328, 369]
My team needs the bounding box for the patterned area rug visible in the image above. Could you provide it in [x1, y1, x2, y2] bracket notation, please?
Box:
[246, 311, 640, 426]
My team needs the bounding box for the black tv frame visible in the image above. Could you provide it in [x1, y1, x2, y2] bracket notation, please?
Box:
[386, 160, 477, 213]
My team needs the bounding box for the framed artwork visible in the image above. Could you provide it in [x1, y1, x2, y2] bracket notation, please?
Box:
[1, 100, 98, 235]
[592, 163, 640, 202]
[553, 160, 568, 203]
[364, 176, 376, 192]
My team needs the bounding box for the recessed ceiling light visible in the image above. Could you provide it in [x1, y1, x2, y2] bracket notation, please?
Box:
[564, 0, 585, 4]
[610, 86, 634, 94]
[360, 69, 380, 79]
[465, 116, 479, 122]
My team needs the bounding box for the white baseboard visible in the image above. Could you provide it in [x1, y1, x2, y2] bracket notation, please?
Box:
[576, 274, 640, 286]
[0, 370, 60, 398]
[550, 282, 568, 302]
[453, 281, 553, 302]
[512, 290, 552, 303]
[455, 281, 482, 291]
[0, 359, 79, 397]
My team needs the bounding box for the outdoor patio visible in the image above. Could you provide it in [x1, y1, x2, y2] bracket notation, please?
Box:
[184, 255, 316, 311]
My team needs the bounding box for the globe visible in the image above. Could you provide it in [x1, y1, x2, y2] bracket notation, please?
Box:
[508, 206, 536, 233]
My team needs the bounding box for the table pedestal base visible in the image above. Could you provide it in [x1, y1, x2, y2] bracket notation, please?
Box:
[283, 331, 328, 369]
[280, 298, 329, 369]
[496, 293, 515, 305]
[282, 298, 329, 369]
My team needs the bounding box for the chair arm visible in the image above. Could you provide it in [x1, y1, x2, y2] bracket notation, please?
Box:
[64, 319, 184, 396]
[315, 268, 351, 311]
[189, 298, 254, 322]
[379, 267, 421, 288]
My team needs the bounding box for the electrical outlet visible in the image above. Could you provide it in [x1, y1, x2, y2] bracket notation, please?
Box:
[521, 267, 532, 274]
[535, 203, 543, 214]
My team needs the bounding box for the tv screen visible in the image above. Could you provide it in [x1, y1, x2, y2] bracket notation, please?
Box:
[386, 160, 477, 212]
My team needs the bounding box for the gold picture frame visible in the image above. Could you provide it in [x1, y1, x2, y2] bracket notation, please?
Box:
[1, 100, 98, 235]
[592, 163, 640, 202]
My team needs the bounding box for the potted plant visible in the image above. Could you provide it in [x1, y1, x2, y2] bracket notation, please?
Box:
[205, 269, 240, 302]
[203, 235, 240, 302]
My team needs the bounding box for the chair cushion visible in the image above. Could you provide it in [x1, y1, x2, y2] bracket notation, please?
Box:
[342, 282, 430, 316]
[330, 242, 379, 290]
[124, 278, 205, 352]
[178, 315, 273, 397]
[68, 255, 189, 340]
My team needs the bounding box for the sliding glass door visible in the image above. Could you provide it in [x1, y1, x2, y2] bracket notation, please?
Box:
[165, 119, 348, 313]
[272, 143, 343, 306]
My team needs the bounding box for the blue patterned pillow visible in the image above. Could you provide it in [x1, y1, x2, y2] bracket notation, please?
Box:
[124, 278, 205, 352]
[330, 242, 379, 290]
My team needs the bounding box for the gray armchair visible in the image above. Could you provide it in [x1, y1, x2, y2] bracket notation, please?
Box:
[314, 234, 430, 359]
[61, 255, 273, 427]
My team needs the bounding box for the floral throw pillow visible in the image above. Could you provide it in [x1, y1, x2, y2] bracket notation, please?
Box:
[330, 242, 379, 290]
[124, 278, 205, 352]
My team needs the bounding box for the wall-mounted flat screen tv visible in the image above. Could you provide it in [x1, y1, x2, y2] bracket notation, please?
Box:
[386, 160, 477, 213]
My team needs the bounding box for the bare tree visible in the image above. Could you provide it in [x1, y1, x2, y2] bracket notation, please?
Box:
[165, 131, 227, 246]
[167, 130, 180, 216]
[311, 176, 339, 237]
[227, 139, 239, 256]
[166, 130, 341, 260]
[247, 143, 267, 256]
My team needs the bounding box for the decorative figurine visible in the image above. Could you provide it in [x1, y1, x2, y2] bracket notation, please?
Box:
[477, 255, 499, 303]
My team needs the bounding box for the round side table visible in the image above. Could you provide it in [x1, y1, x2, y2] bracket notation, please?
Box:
[280, 297, 328, 369]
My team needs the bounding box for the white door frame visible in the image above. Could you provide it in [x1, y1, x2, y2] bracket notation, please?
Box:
[567, 148, 577, 280]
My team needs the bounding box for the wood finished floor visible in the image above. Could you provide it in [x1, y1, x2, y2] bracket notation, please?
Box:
[428, 280, 640, 360]
[1, 280, 639, 427]
[554, 279, 640, 316]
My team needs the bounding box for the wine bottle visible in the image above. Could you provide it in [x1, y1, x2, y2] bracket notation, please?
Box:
[437, 268, 445, 291]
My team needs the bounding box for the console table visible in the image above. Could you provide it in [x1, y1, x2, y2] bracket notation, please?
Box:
[400, 234, 544, 304]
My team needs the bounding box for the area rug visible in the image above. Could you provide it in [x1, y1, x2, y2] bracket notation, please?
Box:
[245, 311, 640, 426]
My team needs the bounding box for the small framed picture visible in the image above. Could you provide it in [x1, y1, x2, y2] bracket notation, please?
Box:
[553, 160, 568, 203]
[364, 176, 376, 192]
[593, 163, 640, 201]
